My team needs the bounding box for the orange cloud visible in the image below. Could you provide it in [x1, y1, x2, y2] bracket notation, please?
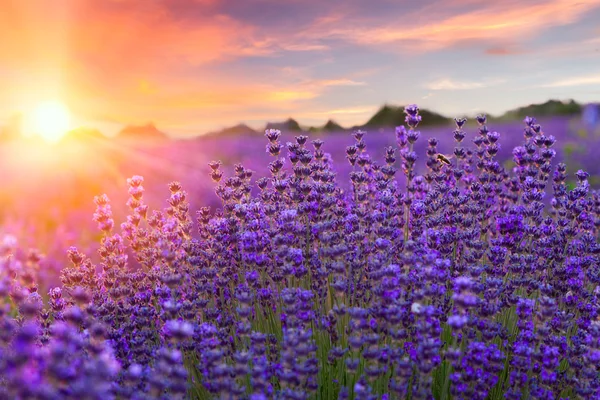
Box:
[68, 3, 266, 76]
[269, 91, 319, 102]
[66, 61, 371, 124]
[0, 0, 354, 132]
[64, 76, 330, 132]
[138, 80, 158, 95]
[0, 0, 276, 126]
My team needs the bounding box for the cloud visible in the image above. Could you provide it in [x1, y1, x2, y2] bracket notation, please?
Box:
[73, 7, 266, 72]
[0, 0, 276, 115]
[0, 1, 268, 74]
[285, 105, 380, 127]
[425, 78, 506, 90]
[315, 105, 378, 116]
[67, 72, 372, 130]
[269, 90, 319, 101]
[278, 43, 330, 52]
[521, 37, 600, 59]
[484, 45, 523, 55]
[1, 0, 599, 136]
[318, 79, 367, 87]
[297, 0, 600, 53]
[540, 75, 600, 88]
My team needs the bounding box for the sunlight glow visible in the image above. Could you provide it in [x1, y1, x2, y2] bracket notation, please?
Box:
[25, 101, 72, 142]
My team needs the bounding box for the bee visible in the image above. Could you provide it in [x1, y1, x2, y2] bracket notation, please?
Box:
[436, 153, 453, 166]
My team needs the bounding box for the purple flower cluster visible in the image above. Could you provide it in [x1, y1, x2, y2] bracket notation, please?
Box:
[1, 105, 600, 399]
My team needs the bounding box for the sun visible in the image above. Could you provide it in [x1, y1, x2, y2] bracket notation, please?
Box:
[25, 100, 71, 142]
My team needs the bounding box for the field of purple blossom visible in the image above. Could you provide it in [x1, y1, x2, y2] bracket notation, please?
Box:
[1, 106, 600, 399]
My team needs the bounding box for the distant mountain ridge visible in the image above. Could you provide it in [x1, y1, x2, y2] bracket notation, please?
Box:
[0, 99, 591, 143]
[203, 99, 588, 138]
[306, 119, 345, 133]
[490, 99, 582, 121]
[362, 104, 450, 128]
[323, 120, 345, 131]
[119, 99, 592, 139]
[116, 123, 168, 141]
[265, 118, 302, 132]
[205, 123, 257, 137]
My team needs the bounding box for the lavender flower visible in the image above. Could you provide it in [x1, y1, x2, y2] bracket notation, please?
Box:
[0, 104, 598, 400]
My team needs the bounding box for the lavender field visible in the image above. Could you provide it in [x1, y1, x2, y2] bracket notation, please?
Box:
[1, 115, 597, 259]
[1, 106, 600, 399]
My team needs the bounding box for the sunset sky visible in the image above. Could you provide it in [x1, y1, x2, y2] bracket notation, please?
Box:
[1, 0, 599, 138]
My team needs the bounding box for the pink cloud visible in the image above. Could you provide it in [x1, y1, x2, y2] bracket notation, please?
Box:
[484, 45, 523, 56]
[296, 0, 600, 52]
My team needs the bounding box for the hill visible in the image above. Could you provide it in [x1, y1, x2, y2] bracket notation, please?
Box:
[496, 99, 582, 120]
[304, 120, 347, 133]
[205, 123, 257, 137]
[322, 119, 345, 132]
[362, 104, 451, 128]
[265, 118, 302, 132]
[115, 123, 169, 142]
[31, 99, 587, 142]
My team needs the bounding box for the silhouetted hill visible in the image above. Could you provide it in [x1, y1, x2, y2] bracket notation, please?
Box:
[115, 123, 168, 141]
[265, 118, 302, 132]
[323, 119, 345, 132]
[205, 123, 257, 137]
[497, 99, 582, 120]
[363, 104, 451, 128]
[194, 99, 590, 138]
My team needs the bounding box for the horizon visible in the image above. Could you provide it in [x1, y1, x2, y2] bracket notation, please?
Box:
[1, 0, 599, 138]
[1, 97, 595, 140]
